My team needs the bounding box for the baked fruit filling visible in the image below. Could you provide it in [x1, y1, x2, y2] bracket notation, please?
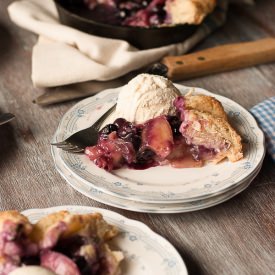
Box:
[85, 94, 243, 171]
[83, 0, 216, 27]
[0, 211, 123, 275]
[174, 96, 243, 163]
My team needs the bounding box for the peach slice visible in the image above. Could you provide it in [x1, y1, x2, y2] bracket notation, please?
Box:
[142, 116, 174, 159]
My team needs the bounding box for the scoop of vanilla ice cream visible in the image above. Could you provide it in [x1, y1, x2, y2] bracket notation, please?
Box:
[10, 266, 57, 275]
[107, 74, 181, 125]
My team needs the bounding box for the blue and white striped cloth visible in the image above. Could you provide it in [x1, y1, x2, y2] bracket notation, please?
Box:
[250, 97, 275, 161]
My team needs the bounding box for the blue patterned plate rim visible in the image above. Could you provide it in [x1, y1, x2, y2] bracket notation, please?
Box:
[54, 148, 262, 213]
[53, 85, 265, 203]
[52, 141, 263, 213]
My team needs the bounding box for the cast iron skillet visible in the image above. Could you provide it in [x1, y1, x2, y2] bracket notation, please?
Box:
[54, 0, 198, 49]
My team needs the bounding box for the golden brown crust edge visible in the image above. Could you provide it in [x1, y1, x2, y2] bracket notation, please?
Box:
[166, 0, 217, 25]
[184, 110, 243, 163]
[30, 211, 118, 243]
[0, 210, 33, 235]
[184, 94, 228, 120]
[191, 0, 217, 24]
[0, 210, 118, 244]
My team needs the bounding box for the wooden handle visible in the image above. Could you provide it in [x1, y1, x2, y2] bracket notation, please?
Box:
[162, 38, 275, 81]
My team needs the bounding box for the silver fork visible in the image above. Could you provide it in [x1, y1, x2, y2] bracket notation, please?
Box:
[51, 104, 116, 153]
[0, 113, 15, 126]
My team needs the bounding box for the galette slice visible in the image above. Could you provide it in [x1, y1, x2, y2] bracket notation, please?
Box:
[179, 109, 243, 163]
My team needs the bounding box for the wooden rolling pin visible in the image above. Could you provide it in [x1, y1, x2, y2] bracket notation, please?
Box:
[35, 38, 275, 105]
[162, 37, 275, 80]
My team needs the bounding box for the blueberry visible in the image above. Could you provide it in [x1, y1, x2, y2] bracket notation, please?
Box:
[112, 118, 142, 150]
[167, 116, 181, 137]
[119, 10, 127, 18]
[142, 1, 148, 7]
[114, 118, 127, 128]
[131, 135, 141, 151]
[136, 149, 155, 163]
[99, 124, 118, 137]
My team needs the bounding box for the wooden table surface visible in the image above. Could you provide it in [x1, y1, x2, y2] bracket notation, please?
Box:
[0, 0, 274, 274]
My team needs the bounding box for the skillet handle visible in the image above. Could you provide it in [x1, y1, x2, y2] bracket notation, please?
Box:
[162, 38, 275, 81]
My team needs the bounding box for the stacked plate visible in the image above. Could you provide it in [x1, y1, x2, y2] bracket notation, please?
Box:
[51, 85, 265, 213]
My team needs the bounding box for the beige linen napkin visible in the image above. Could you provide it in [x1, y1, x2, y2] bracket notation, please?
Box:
[8, 0, 252, 88]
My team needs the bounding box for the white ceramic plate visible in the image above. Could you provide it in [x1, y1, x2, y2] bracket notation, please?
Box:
[53, 85, 265, 203]
[52, 136, 263, 213]
[22, 206, 187, 275]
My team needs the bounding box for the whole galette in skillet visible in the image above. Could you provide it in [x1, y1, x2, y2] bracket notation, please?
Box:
[84, 0, 217, 27]
[0, 210, 123, 275]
